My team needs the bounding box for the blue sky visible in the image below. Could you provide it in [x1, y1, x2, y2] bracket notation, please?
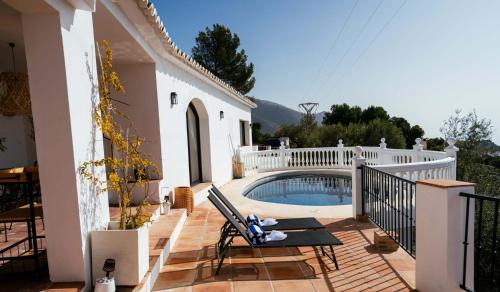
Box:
[154, 0, 500, 143]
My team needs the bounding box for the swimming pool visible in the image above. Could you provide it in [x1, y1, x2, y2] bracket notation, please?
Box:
[243, 173, 352, 206]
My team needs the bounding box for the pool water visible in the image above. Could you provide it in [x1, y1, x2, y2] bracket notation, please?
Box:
[244, 174, 352, 206]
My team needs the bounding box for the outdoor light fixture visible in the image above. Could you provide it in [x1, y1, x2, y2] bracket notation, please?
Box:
[219, 110, 224, 120]
[170, 92, 178, 105]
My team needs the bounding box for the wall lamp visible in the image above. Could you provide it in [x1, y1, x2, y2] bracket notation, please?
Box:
[170, 92, 178, 106]
[219, 110, 224, 120]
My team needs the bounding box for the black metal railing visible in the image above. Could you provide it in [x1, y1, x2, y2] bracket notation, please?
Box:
[361, 165, 416, 257]
[460, 192, 500, 292]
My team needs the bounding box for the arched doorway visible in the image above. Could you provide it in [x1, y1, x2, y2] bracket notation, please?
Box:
[186, 103, 202, 184]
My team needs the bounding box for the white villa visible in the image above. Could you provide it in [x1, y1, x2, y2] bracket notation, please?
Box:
[1, 0, 254, 288]
[0, 1, 495, 292]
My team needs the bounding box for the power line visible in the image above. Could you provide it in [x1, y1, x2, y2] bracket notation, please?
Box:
[313, 0, 384, 96]
[299, 0, 359, 102]
[321, 0, 409, 95]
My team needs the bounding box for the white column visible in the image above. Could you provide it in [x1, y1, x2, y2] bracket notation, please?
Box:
[22, 6, 108, 287]
[378, 137, 387, 165]
[413, 138, 423, 162]
[445, 138, 459, 180]
[351, 146, 366, 219]
[415, 180, 475, 292]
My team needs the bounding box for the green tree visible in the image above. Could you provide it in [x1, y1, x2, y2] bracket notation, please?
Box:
[299, 113, 317, 132]
[390, 117, 411, 134]
[192, 24, 255, 94]
[251, 122, 270, 145]
[440, 109, 498, 194]
[441, 110, 499, 291]
[425, 137, 446, 151]
[317, 124, 346, 147]
[407, 125, 425, 148]
[364, 119, 406, 148]
[322, 103, 362, 126]
[342, 123, 367, 146]
[275, 123, 319, 148]
[360, 106, 390, 123]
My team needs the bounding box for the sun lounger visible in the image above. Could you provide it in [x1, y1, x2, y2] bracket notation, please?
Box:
[208, 193, 342, 274]
[209, 185, 324, 231]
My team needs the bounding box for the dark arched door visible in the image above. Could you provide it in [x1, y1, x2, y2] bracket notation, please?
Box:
[186, 103, 202, 185]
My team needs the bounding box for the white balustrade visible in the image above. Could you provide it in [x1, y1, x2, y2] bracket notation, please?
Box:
[238, 137, 458, 181]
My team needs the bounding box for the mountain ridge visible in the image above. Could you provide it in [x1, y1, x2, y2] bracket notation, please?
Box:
[251, 98, 325, 134]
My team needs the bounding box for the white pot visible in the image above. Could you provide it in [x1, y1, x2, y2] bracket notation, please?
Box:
[91, 221, 149, 286]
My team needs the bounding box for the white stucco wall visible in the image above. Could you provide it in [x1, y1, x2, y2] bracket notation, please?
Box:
[112, 63, 163, 175]
[155, 58, 252, 189]
[98, 0, 254, 193]
[0, 115, 37, 168]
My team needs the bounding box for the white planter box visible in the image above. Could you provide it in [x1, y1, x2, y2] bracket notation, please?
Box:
[92, 222, 149, 286]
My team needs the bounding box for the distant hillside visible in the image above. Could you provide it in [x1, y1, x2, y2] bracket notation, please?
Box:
[251, 98, 324, 134]
[315, 111, 326, 124]
[251, 99, 302, 134]
[480, 140, 500, 152]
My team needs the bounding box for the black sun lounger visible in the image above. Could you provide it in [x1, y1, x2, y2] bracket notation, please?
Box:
[209, 185, 325, 231]
[208, 193, 342, 274]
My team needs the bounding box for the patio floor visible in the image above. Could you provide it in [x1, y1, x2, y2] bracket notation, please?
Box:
[152, 201, 416, 292]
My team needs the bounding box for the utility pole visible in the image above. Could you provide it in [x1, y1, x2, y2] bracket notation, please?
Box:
[298, 102, 319, 130]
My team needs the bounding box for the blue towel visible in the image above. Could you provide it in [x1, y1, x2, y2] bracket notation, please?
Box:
[246, 214, 261, 226]
[247, 224, 266, 245]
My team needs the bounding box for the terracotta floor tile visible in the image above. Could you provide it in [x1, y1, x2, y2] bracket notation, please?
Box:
[153, 269, 197, 290]
[155, 205, 415, 291]
[232, 280, 273, 292]
[153, 286, 193, 292]
[265, 261, 307, 280]
[271, 279, 315, 291]
[230, 262, 269, 281]
[192, 281, 232, 292]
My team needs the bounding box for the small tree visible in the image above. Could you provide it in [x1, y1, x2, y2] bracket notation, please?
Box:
[192, 24, 255, 94]
[79, 40, 159, 230]
[251, 122, 270, 145]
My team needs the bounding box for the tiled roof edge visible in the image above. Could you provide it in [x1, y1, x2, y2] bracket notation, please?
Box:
[135, 0, 256, 108]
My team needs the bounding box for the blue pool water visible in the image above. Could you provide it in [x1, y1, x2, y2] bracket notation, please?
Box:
[244, 174, 352, 206]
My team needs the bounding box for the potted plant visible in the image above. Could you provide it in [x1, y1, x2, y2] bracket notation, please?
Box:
[79, 40, 159, 286]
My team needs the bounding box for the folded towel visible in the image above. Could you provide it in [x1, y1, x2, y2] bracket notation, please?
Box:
[247, 224, 266, 245]
[266, 230, 287, 241]
[246, 214, 262, 226]
[261, 218, 278, 226]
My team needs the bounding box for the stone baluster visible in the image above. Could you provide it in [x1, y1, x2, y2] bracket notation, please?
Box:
[337, 139, 344, 166]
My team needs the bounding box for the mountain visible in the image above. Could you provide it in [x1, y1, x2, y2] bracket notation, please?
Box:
[251, 99, 302, 134]
[315, 111, 326, 124]
[480, 140, 500, 152]
[251, 98, 324, 134]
